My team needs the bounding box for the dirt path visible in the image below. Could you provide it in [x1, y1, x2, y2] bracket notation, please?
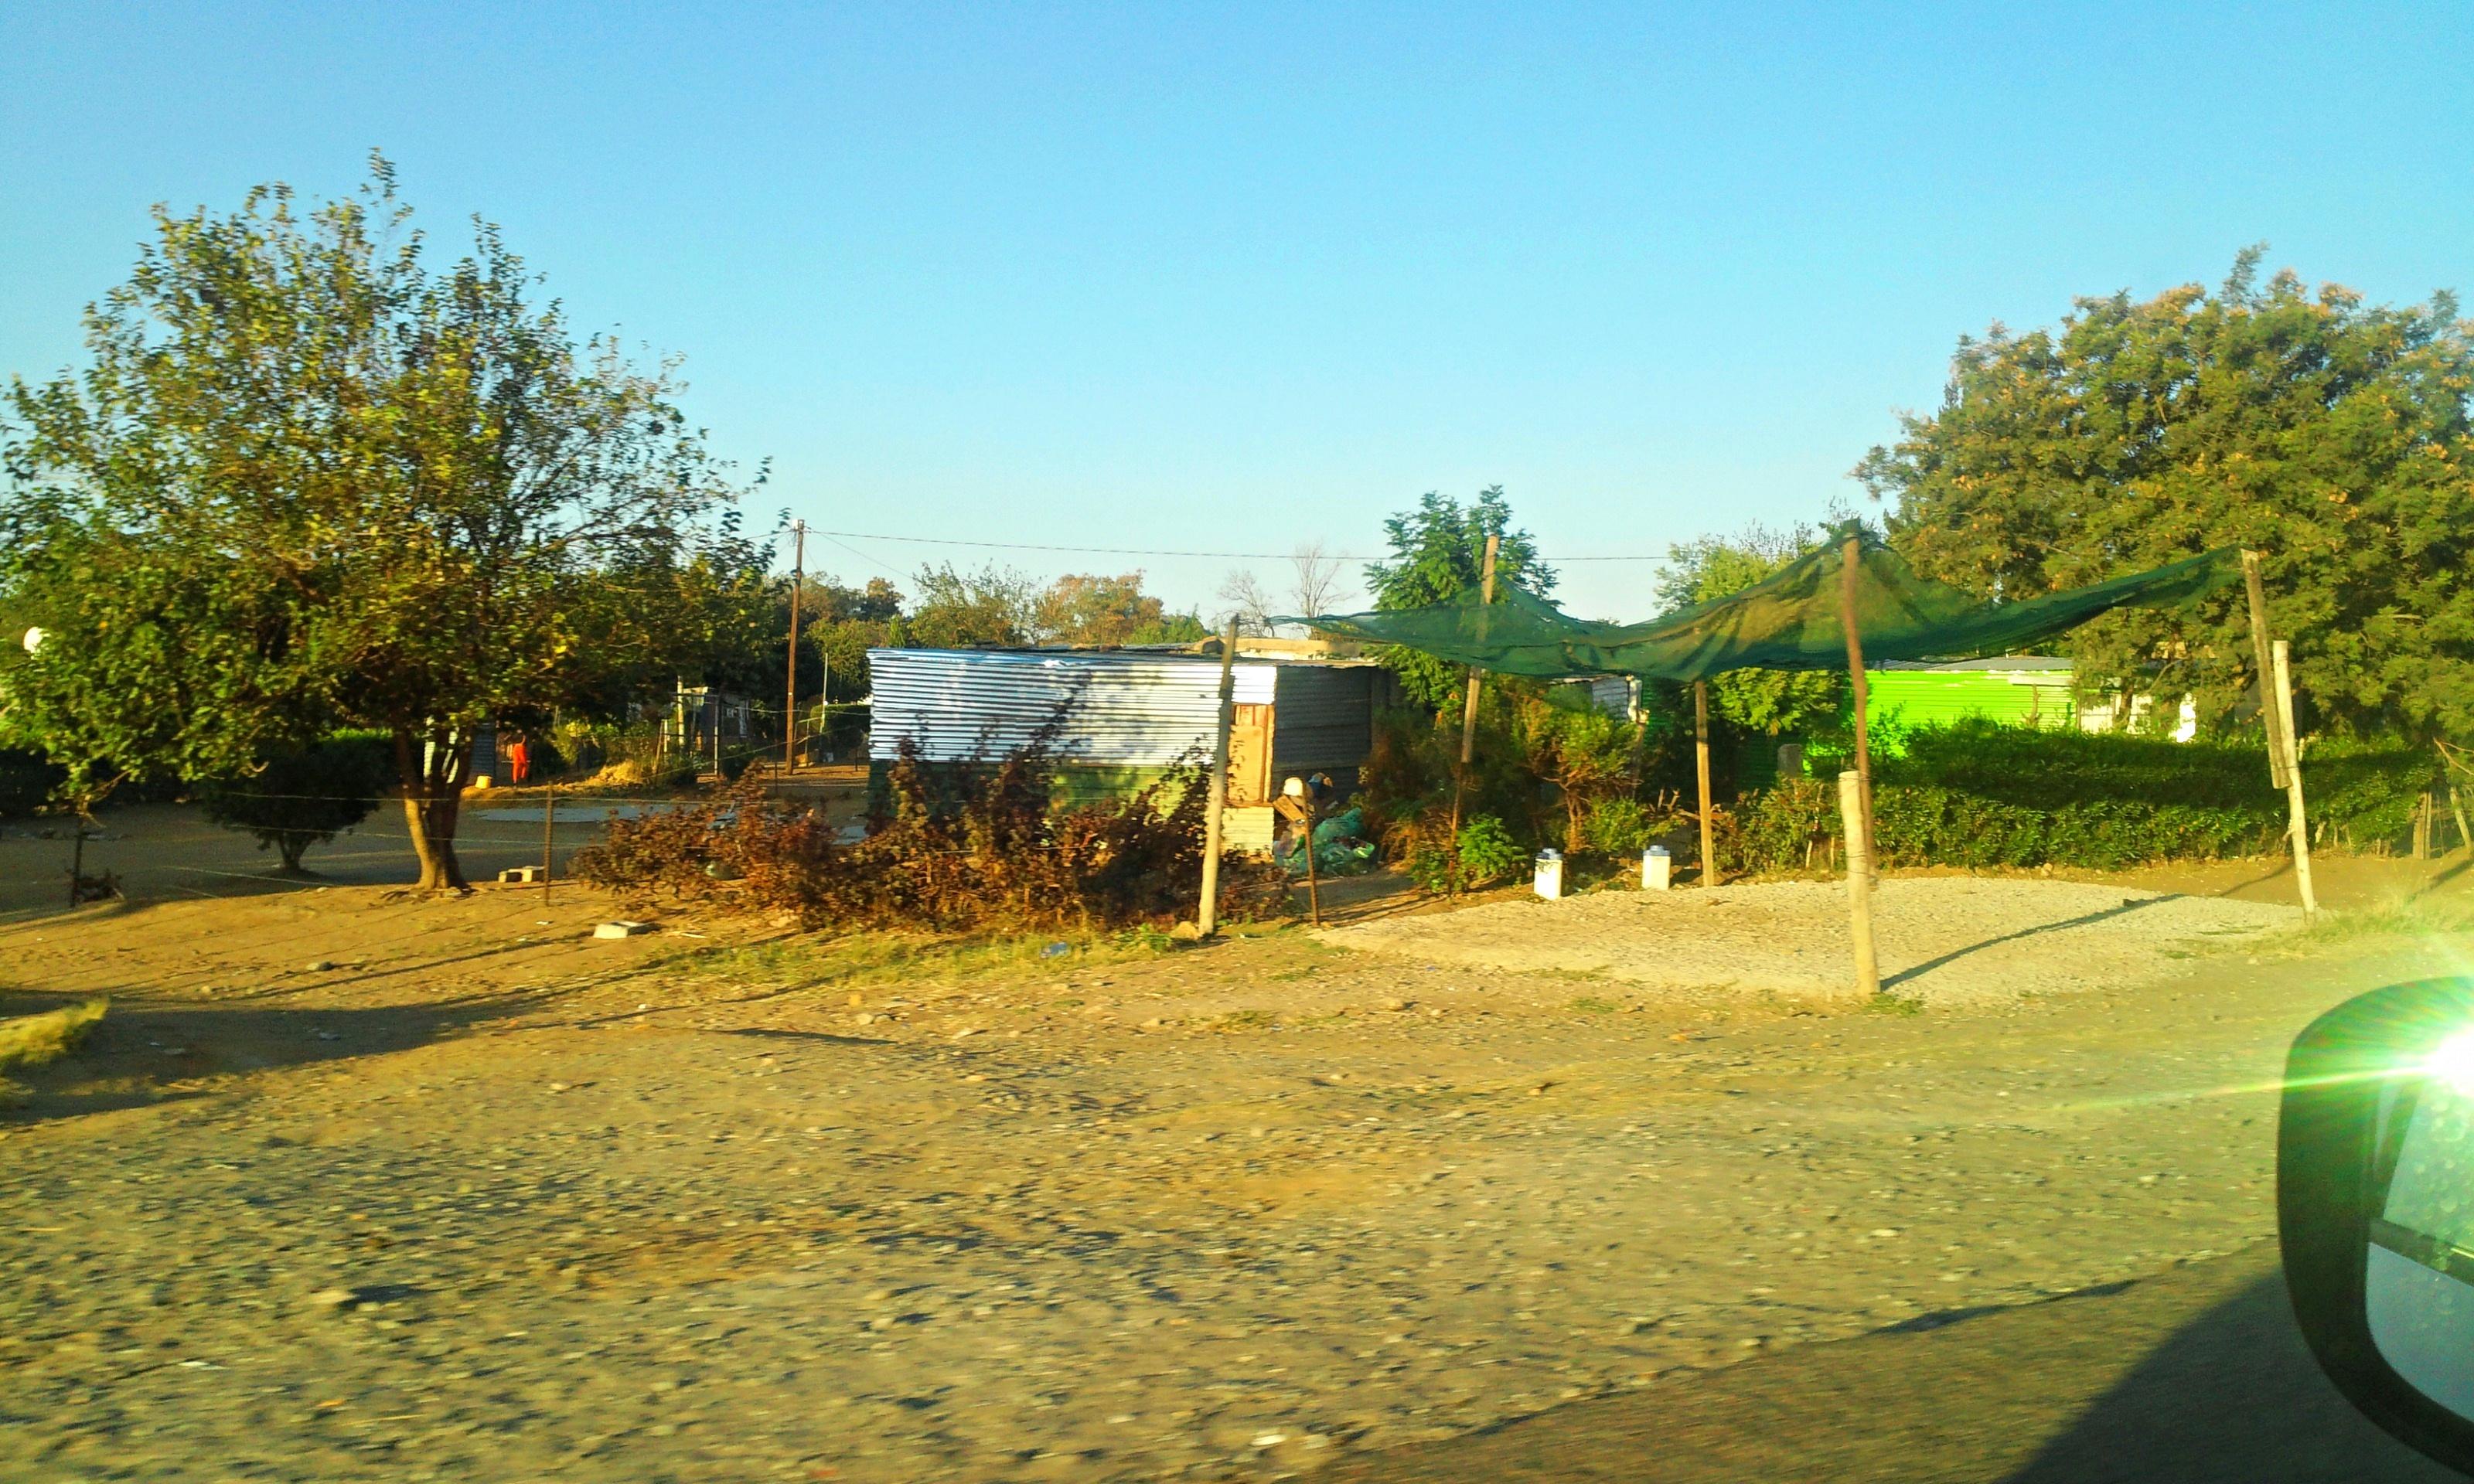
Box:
[2, 879, 2471, 1481]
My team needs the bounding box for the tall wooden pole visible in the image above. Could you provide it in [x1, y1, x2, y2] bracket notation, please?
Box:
[1198, 619, 1238, 936]
[1694, 679, 1716, 887]
[1838, 534, 1876, 876]
[1450, 533, 1502, 837]
[541, 782, 555, 903]
[1839, 770, 1879, 997]
[2272, 639, 2319, 921]
[783, 519, 806, 768]
[2241, 550, 2289, 788]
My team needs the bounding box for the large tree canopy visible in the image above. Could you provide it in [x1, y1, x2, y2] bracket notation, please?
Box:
[1855, 248, 2474, 745]
[1657, 521, 1845, 736]
[1363, 486, 1556, 710]
[0, 157, 762, 888]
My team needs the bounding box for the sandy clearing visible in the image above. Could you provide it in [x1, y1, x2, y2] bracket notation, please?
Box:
[1317, 876, 2303, 1006]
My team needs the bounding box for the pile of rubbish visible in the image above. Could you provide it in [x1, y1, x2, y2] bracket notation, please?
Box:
[1280, 806, 1378, 878]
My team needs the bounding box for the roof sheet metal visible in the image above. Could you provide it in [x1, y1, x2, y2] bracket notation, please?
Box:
[1270, 665, 1376, 770]
[867, 648, 1276, 764]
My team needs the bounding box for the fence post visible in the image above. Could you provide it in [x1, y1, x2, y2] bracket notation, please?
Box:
[1198, 620, 1237, 936]
[2241, 550, 2291, 789]
[2271, 639, 2319, 922]
[1838, 770, 1879, 998]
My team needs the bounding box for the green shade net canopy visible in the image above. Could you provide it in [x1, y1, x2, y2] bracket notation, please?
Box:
[1289, 532, 2240, 682]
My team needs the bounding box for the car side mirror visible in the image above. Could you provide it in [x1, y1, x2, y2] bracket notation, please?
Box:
[2280, 977, 2474, 1477]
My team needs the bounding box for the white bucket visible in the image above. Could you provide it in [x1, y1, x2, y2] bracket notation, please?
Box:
[1642, 845, 1672, 891]
[1534, 849, 1565, 900]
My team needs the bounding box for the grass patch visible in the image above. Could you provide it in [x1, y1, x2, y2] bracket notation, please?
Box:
[2299, 897, 2474, 946]
[0, 999, 107, 1074]
[1567, 995, 1620, 1014]
[1861, 994, 1925, 1016]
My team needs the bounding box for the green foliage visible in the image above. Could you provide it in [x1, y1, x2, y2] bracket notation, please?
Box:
[1582, 796, 1659, 856]
[900, 563, 1201, 651]
[1403, 813, 1525, 895]
[1032, 571, 1201, 646]
[1364, 487, 1556, 709]
[0, 748, 63, 817]
[196, 731, 396, 873]
[1513, 694, 1646, 853]
[1730, 718, 2440, 873]
[1656, 521, 1847, 736]
[1857, 248, 2474, 746]
[0, 157, 758, 888]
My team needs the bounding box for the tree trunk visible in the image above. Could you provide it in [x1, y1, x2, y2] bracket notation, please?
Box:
[276, 834, 312, 875]
[395, 727, 473, 892]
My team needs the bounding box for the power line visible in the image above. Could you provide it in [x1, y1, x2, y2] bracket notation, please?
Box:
[785, 527, 1669, 563]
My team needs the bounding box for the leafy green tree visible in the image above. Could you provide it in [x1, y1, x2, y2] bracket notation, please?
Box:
[0, 158, 757, 889]
[1031, 571, 1201, 646]
[198, 733, 395, 874]
[1363, 486, 1556, 709]
[1657, 521, 1846, 735]
[907, 562, 1036, 648]
[1856, 248, 2474, 756]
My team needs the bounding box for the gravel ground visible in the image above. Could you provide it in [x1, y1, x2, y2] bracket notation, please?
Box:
[1320, 876, 2303, 1007]
[0, 881, 2434, 1482]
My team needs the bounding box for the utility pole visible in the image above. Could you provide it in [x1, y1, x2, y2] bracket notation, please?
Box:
[1838, 533, 1876, 873]
[784, 520, 805, 769]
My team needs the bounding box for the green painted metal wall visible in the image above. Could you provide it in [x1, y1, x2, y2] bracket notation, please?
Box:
[1864, 670, 2074, 746]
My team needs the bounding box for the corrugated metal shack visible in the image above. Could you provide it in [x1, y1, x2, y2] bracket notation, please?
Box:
[866, 645, 1391, 852]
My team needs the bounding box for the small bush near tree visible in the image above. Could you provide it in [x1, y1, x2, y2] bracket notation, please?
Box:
[198, 732, 396, 874]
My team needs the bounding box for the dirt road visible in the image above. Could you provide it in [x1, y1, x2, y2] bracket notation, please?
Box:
[1331, 1245, 2459, 1482]
[3, 870, 2471, 1481]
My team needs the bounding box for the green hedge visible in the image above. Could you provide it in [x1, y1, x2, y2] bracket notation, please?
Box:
[1734, 720, 2441, 873]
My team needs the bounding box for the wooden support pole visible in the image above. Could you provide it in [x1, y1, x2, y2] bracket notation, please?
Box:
[784, 520, 806, 768]
[1198, 619, 1238, 936]
[1694, 679, 1717, 887]
[1838, 770, 1879, 998]
[1303, 807, 1323, 928]
[2452, 785, 2472, 861]
[2272, 638, 2319, 921]
[2241, 550, 2289, 789]
[541, 781, 555, 903]
[1450, 533, 1502, 837]
[1838, 534, 1876, 879]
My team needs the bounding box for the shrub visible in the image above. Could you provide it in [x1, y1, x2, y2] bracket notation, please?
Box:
[1405, 812, 1526, 893]
[197, 732, 396, 873]
[572, 734, 1284, 932]
[1582, 796, 1658, 856]
[1728, 718, 2440, 873]
[0, 999, 106, 1075]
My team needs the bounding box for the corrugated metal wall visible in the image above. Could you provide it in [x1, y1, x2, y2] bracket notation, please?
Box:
[1271, 666, 1377, 770]
[867, 648, 1276, 764]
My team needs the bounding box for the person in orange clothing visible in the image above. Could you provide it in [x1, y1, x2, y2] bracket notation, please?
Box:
[505, 730, 531, 785]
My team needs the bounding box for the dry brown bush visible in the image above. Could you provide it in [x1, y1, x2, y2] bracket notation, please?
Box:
[572, 735, 1283, 932]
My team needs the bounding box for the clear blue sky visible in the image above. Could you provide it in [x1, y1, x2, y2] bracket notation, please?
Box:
[5, 2, 2468, 621]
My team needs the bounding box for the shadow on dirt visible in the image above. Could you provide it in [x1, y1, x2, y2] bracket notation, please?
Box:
[1321, 1256, 2453, 1483]
[0, 987, 540, 1126]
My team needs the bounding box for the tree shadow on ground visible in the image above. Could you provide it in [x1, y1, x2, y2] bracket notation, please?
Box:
[1884, 893, 2176, 990]
[0, 987, 544, 1127]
